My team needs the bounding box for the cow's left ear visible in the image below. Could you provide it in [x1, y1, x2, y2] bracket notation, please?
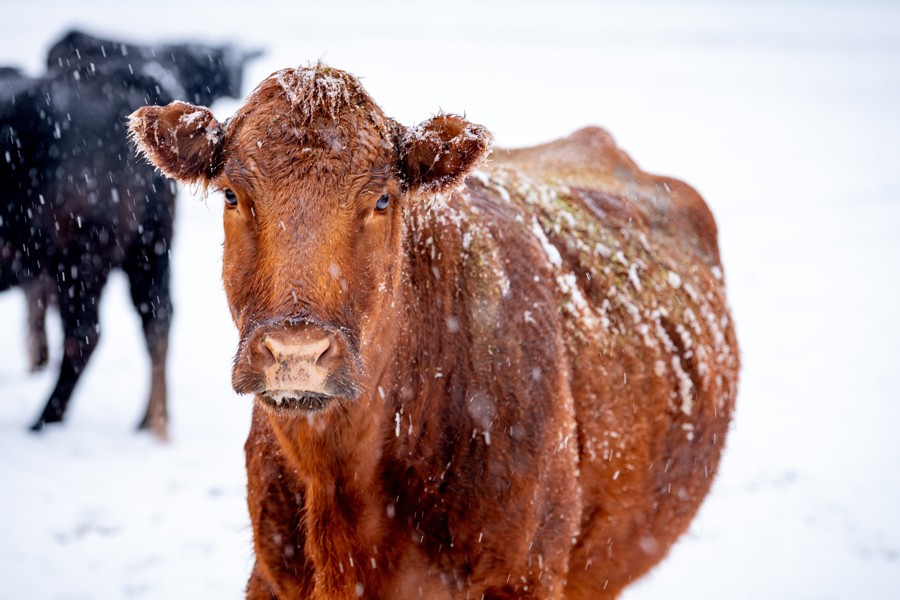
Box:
[128, 100, 225, 186]
[399, 114, 493, 195]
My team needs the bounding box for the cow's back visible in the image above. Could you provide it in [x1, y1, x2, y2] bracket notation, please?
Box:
[494, 127, 721, 269]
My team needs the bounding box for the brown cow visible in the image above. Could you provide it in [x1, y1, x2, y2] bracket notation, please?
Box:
[129, 64, 739, 599]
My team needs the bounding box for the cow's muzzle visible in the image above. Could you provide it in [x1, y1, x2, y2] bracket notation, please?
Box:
[232, 319, 360, 414]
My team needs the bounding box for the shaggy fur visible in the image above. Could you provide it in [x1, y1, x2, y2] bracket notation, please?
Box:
[130, 64, 738, 599]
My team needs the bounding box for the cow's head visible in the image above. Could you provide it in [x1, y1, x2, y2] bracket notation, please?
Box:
[130, 64, 491, 414]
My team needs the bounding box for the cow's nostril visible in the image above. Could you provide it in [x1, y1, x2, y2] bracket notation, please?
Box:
[260, 336, 277, 362]
[315, 337, 338, 368]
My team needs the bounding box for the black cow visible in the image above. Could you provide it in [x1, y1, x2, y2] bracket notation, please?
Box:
[9, 32, 259, 375]
[0, 31, 258, 438]
[0, 66, 52, 371]
[1, 67, 33, 95]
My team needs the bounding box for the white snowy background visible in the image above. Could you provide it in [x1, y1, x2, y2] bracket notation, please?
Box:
[1, 1, 898, 598]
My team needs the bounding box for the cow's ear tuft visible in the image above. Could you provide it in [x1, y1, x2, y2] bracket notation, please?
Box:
[128, 100, 225, 186]
[399, 114, 493, 195]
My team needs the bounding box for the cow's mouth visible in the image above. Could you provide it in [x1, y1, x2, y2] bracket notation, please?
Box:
[257, 390, 334, 414]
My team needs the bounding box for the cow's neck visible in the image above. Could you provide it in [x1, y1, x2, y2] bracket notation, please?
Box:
[267, 391, 387, 595]
[264, 267, 413, 597]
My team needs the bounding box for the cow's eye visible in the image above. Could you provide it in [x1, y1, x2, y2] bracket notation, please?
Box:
[375, 194, 389, 211]
[224, 189, 238, 207]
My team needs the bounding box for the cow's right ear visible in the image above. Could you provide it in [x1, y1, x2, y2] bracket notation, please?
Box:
[128, 100, 225, 185]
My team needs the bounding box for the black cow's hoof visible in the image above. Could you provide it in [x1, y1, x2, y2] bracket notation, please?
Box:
[28, 353, 49, 373]
[30, 411, 63, 433]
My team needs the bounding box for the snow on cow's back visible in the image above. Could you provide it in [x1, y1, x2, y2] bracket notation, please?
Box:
[400, 142, 739, 592]
[404, 154, 736, 415]
[496, 126, 723, 269]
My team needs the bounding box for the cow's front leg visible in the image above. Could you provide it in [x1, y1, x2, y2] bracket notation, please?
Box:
[24, 276, 51, 372]
[123, 233, 173, 441]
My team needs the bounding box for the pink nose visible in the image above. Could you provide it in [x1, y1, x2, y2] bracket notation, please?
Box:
[231, 321, 360, 407]
[259, 333, 337, 396]
[262, 334, 333, 367]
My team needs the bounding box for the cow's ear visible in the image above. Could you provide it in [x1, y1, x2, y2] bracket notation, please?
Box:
[399, 114, 493, 195]
[128, 100, 225, 186]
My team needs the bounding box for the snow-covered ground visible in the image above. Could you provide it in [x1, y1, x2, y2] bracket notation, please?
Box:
[2, 1, 899, 598]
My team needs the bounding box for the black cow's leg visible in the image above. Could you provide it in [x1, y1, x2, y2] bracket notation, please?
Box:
[125, 244, 172, 440]
[24, 276, 51, 371]
[30, 269, 106, 431]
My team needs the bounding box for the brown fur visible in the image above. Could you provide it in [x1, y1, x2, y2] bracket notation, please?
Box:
[130, 64, 739, 599]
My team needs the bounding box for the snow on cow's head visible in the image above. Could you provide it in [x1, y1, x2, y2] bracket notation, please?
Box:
[129, 63, 492, 196]
[129, 64, 492, 412]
